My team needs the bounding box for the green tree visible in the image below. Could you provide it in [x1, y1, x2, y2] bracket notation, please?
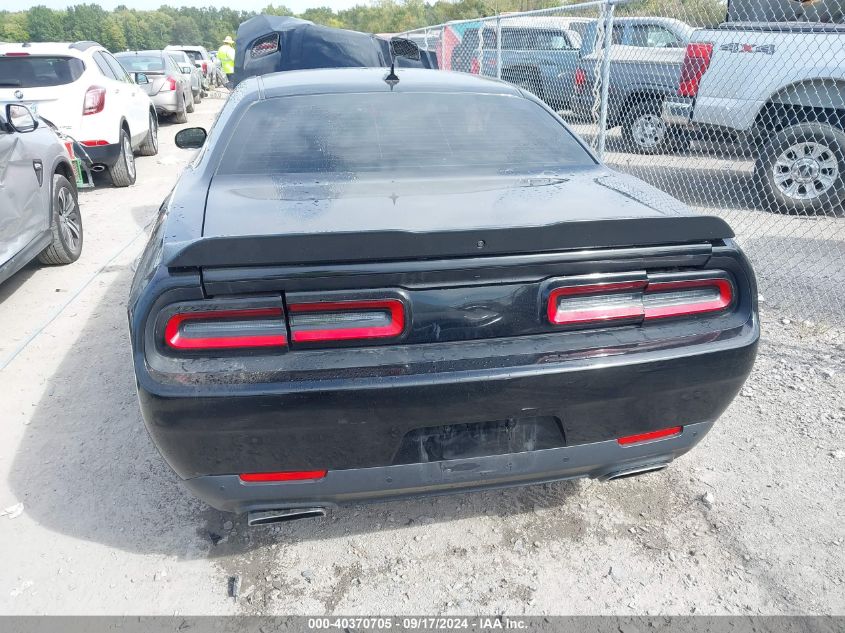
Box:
[26, 6, 65, 41]
[0, 12, 31, 42]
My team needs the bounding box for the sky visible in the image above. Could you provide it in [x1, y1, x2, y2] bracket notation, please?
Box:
[4, 0, 368, 12]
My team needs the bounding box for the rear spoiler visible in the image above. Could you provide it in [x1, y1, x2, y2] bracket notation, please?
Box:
[163, 216, 733, 268]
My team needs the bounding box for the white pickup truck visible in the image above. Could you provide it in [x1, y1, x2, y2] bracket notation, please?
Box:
[662, 20, 845, 214]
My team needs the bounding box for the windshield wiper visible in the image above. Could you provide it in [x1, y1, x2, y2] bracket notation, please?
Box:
[0, 81, 22, 86]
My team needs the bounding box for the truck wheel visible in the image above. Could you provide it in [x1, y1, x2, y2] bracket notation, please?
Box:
[38, 174, 83, 265]
[756, 122, 845, 214]
[108, 129, 136, 188]
[622, 101, 669, 154]
[137, 112, 159, 157]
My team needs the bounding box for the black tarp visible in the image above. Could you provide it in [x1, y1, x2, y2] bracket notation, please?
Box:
[233, 15, 437, 86]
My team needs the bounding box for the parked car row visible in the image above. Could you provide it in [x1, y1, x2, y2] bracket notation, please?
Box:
[0, 39, 211, 287]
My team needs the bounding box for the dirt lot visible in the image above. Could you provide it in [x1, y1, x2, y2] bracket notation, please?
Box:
[0, 97, 843, 616]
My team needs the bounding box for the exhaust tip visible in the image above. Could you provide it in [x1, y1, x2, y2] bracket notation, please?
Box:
[247, 507, 327, 527]
[604, 462, 669, 481]
[90, 164, 106, 172]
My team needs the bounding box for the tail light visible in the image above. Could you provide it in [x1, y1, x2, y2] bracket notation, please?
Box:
[677, 42, 713, 97]
[250, 33, 280, 58]
[160, 76, 177, 92]
[5, 52, 30, 57]
[470, 58, 480, 74]
[287, 299, 405, 344]
[164, 307, 287, 350]
[618, 426, 682, 446]
[546, 274, 734, 328]
[82, 86, 105, 115]
[201, 61, 208, 73]
[574, 67, 587, 93]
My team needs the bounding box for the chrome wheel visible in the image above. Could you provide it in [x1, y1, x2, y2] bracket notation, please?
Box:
[124, 134, 136, 181]
[632, 113, 666, 150]
[773, 141, 839, 201]
[57, 186, 81, 253]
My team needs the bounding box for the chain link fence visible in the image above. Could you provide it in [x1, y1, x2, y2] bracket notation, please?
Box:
[400, 0, 844, 324]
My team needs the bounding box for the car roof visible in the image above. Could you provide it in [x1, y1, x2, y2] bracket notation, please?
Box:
[115, 50, 167, 57]
[257, 67, 524, 99]
[0, 42, 100, 57]
[167, 45, 207, 51]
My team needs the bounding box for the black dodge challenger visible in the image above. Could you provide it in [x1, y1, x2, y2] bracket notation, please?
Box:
[128, 67, 758, 525]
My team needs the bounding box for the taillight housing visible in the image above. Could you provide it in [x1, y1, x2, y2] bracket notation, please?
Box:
[287, 299, 406, 344]
[546, 272, 734, 328]
[82, 86, 106, 115]
[201, 61, 208, 73]
[164, 307, 287, 351]
[677, 42, 713, 97]
[574, 67, 587, 93]
[250, 33, 280, 58]
[160, 76, 177, 92]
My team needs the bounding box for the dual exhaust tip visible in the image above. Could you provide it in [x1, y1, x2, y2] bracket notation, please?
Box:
[244, 464, 669, 526]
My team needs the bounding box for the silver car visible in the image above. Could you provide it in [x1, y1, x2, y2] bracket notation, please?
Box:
[167, 49, 204, 103]
[114, 50, 194, 123]
[0, 104, 83, 285]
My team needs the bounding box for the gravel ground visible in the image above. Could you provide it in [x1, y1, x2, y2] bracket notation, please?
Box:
[0, 97, 843, 616]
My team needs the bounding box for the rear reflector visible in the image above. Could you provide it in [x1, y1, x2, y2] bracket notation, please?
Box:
[164, 307, 287, 350]
[80, 139, 109, 147]
[618, 426, 682, 446]
[547, 276, 733, 327]
[239, 470, 327, 483]
[288, 299, 405, 343]
[547, 280, 647, 326]
[574, 67, 587, 92]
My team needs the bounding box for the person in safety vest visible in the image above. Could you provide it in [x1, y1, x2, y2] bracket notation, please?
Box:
[217, 36, 235, 87]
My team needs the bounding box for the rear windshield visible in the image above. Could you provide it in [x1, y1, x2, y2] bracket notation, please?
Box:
[0, 56, 85, 88]
[181, 50, 204, 62]
[218, 92, 593, 177]
[115, 54, 164, 72]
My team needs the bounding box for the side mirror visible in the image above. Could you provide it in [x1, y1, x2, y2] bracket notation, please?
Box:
[389, 37, 421, 62]
[175, 127, 207, 149]
[135, 73, 150, 85]
[5, 104, 37, 133]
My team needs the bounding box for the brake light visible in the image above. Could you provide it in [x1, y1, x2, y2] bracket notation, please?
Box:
[547, 280, 647, 326]
[677, 42, 713, 97]
[574, 67, 587, 93]
[287, 299, 405, 344]
[160, 76, 177, 92]
[250, 33, 280, 58]
[164, 307, 287, 350]
[643, 278, 733, 319]
[82, 86, 105, 115]
[546, 275, 734, 327]
[201, 61, 208, 73]
[4, 52, 30, 57]
[618, 426, 682, 446]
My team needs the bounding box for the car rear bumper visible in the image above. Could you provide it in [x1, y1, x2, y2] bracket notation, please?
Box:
[662, 98, 695, 128]
[82, 142, 122, 167]
[185, 420, 713, 513]
[151, 92, 181, 114]
[137, 316, 758, 511]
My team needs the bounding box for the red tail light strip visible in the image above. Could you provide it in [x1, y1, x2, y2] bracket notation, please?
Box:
[678, 42, 713, 97]
[618, 426, 683, 446]
[644, 278, 733, 319]
[165, 307, 287, 350]
[547, 280, 647, 326]
[239, 470, 327, 483]
[288, 299, 405, 343]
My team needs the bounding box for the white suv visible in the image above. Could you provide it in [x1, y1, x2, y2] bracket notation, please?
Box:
[0, 41, 158, 187]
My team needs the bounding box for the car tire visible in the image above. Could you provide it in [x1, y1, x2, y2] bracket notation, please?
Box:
[38, 174, 83, 265]
[622, 101, 670, 154]
[195, 89, 203, 103]
[174, 96, 188, 124]
[755, 121, 845, 214]
[108, 129, 137, 188]
[137, 112, 159, 157]
[186, 92, 195, 113]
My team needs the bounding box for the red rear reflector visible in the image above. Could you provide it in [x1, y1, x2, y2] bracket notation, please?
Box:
[547, 280, 647, 326]
[164, 307, 287, 350]
[239, 470, 327, 483]
[644, 278, 733, 319]
[80, 139, 109, 147]
[678, 42, 713, 97]
[82, 86, 106, 116]
[618, 426, 682, 446]
[288, 299, 405, 343]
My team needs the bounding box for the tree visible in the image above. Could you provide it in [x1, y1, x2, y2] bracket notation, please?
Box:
[171, 15, 201, 45]
[26, 6, 65, 42]
[0, 12, 31, 42]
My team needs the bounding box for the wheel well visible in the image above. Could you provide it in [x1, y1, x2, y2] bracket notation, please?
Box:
[121, 118, 130, 137]
[54, 161, 76, 193]
[621, 91, 664, 112]
[754, 101, 844, 136]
